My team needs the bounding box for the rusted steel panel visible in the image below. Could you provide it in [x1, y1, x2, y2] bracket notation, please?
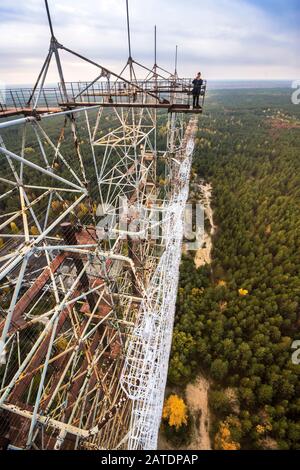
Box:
[8, 303, 73, 402]
[0, 254, 67, 336]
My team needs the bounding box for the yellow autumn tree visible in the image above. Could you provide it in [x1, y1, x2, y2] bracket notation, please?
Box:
[162, 394, 188, 430]
[256, 422, 272, 435]
[56, 336, 69, 352]
[30, 226, 39, 236]
[51, 200, 61, 212]
[24, 147, 34, 154]
[159, 178, 167, 187]
[77, 203, 89, 218]
[191, 287, 202, 296]
[215, 417, 241, 450]
[239, 288, 249, 296]
[10, 222, 19, 234]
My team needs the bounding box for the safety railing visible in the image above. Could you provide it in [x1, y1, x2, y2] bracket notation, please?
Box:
[0, 79, 207, 115]
[0, 87, 64, 115]
[62, 78, 207, 108]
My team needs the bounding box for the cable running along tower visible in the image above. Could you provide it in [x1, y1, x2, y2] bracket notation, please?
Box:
[0, 0, 206, 450]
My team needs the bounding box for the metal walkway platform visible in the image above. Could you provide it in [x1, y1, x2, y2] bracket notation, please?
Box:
[0, 79, 206, 119]
[0, 107, 62, 118]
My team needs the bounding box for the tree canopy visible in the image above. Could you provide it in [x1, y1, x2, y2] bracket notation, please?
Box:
[168, 88, 300, 450]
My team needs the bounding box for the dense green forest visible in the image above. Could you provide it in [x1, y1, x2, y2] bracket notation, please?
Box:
[168, 88, 300, 449]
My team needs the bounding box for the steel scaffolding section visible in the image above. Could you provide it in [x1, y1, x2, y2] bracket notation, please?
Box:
[0, 98, 160, 450]
[120, 118, 197, 450]
[0, 0, 205, 451]
[0, 101, 198, 452]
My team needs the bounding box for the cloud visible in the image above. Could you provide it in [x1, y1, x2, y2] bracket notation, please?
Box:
[0, 0, 299, 84]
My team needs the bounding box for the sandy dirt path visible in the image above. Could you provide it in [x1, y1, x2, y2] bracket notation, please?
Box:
[194, 181, 216, 268]
[186, 376, 211, 450]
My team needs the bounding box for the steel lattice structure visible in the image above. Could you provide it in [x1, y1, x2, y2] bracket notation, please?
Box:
[0, 1, 204, 450]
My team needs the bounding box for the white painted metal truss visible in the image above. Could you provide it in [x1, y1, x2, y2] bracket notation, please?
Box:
[120, 119, 197, 450]
[0, 86, 198, 449]
[0, 1, 202, 450]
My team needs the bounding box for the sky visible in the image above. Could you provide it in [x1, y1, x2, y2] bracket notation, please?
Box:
[0, 0, 299, 85]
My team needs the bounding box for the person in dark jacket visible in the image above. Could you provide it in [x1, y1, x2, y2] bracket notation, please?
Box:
[192, 72, 203, 108]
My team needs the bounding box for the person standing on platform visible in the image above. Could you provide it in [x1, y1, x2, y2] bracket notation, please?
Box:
[192, 72, 203, 108]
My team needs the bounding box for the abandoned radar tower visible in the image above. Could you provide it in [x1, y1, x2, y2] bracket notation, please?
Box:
[0, 0, 206, 450]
